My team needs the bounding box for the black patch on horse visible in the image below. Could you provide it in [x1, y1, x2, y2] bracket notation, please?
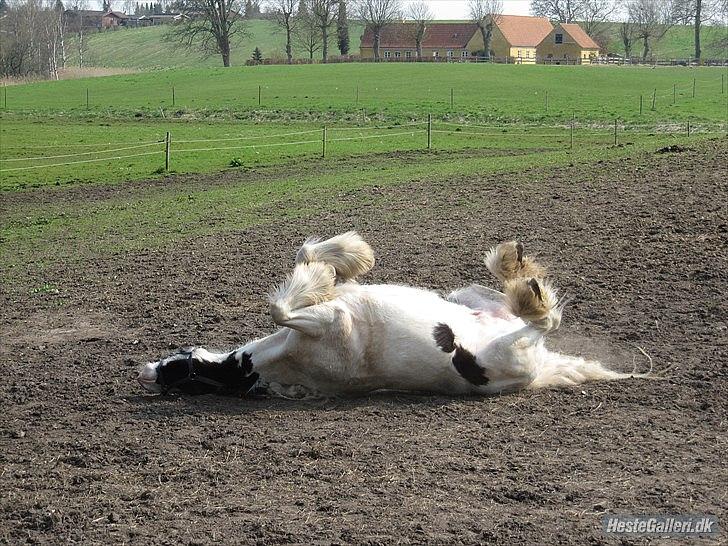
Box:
[433, 323, 456, 353]
[432, 323, 489, 386]
[157, 350, 258, 396]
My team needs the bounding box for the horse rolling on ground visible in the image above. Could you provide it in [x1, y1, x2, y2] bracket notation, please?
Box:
[138, 232, 656, 398]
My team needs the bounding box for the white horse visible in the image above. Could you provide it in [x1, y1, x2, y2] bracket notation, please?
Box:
[138, 232, 653, 398]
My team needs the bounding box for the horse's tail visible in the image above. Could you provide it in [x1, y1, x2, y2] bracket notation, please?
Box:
[527, 349, 662, 389]
[295, 231, 374, 283]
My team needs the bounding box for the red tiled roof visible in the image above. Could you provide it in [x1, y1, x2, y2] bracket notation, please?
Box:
[360, 23, 478, 49]
[494, 14, 553, 47]
[560, 23, 600, 49]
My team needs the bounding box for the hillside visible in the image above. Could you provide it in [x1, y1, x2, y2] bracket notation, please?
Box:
[66, 19, 727, 71]
[68, 20, 365, 70]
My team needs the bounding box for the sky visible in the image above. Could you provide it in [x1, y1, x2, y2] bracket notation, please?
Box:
[403, 0, 532, 19]
[94, 0, 535, 19]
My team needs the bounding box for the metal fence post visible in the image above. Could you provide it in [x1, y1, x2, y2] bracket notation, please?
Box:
[427, 113, 432, 150]
[165, 131, 171, 171]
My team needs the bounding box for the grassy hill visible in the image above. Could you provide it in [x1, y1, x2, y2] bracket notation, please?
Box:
[69, 19, 365, 70]
[67, 19, 726, 71]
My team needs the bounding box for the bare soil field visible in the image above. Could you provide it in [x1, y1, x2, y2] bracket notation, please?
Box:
[1, 139, 726, 544]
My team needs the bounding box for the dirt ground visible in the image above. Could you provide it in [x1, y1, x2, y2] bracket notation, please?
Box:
[1, 139, 726, 545]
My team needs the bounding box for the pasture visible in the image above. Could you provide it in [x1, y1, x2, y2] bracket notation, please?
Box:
[1, 62, 727, 542]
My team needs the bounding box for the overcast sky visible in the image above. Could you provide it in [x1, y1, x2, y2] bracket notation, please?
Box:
[403, 0, 532, 19]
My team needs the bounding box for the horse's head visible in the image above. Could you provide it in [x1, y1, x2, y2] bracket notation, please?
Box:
[138, 348, 258, 395]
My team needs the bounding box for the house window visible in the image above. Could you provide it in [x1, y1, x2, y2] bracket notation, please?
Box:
[405, 51, 412, 58]
[447, 50, 454, 57]
[433, 51, 439, 57]
[384, 51, 390, 58]
[526, 50, 531, 58]
[555, 33, 563, 44]
[461, 50, 468, 57]
[394, 51, 401, 58]
[517, 49, 522, 58]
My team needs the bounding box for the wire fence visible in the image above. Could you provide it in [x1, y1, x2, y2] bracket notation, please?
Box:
[1, 117, 725, 174]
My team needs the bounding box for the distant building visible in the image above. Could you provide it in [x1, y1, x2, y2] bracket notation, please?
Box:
[101, 10, 128, 28]
[359, 16, 599, 64]
[536, 23, 600, 63]
[138, 13, 187, 26]
[64, 9, 105, 30]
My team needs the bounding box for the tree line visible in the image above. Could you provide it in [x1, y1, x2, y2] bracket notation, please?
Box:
[1, 0, 726, 77]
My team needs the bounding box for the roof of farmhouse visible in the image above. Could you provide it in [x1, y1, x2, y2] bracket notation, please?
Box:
[360, 16, 560, 49]
[360, 23, 479, 49]
[559, 23, 600, 49]
[494, 15, 553, 47]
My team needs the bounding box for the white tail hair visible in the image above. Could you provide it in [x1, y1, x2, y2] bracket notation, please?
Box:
[527, 349, 660, 390]
[295, 231, 374, 282]
[268, 262, 336, 324]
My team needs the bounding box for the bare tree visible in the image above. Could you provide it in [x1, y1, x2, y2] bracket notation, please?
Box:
[293, 0, 322, 59]
[310, 0, 337, 61]
[166, 0, 248, 67]
[468, 0, 502, 59]
[580, 0, 617, 35]
[618, 19, 636, 57]
[355, 0, 401, 61]
[270, 0, 297, 62]
[406, 0, 431, 60]
[670, 0, 721, 60]
[626, 0, 675, 60]
[530, 0, 583, 21]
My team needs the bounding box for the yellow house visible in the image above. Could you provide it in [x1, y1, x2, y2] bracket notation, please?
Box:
[359, 18, 598, 64]
[490, 15, 554, 64]
[537, 23, 600, 63]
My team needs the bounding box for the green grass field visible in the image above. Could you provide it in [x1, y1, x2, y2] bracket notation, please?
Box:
[4, 63, 726, 123]
[67, 21, 727, 71]
[1, 63, 725, 190]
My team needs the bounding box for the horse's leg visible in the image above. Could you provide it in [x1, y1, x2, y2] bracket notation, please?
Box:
[268, 261, 339, 337]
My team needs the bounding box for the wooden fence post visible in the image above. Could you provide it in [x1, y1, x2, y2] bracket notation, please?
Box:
[570, 113, 574, 150]
[86, 88, 89, 110]
[545, 90, 549, 113]
[639, 94, 643, 115]
[450, 88, 454, 109]
[165, 131, 171, 171]
[613, 118, 618, 146]
[258, 85, 262, 106]
[427, 113, 432, 150]
[356, 85, 359, 106]
[172, 86, 175, 107]
[692, 77, 696, 98]
[673, 83, 676, 104]
[322, 126, 327, 158]
[687, 120, 690, 137]
[651, 88, 656, 111]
